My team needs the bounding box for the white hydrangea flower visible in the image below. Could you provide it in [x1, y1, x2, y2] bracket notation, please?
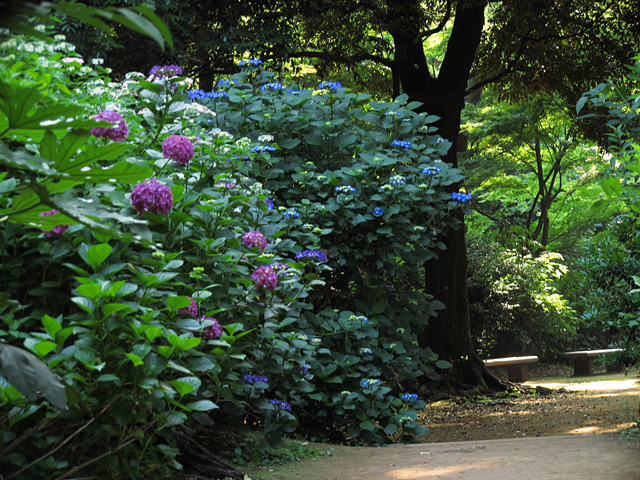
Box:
[91, 58, 104, 65]
[258, 134, 274, 143]
[61, 57, 84, 65]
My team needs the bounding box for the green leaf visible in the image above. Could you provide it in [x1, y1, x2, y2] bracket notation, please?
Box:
[186, 400, 219, 411]
[435, 360, 452, 369]
[63, 161, 152, 184]
[166, 296, 193, 312]
[76, 284, 102, 300]
[35, 341, 57, 358]
[370, 302, 386, 314]
[102, 303, 129, 317]
[143, 326, 163, 341]
[74, 349, 95, 366]
[42, 315, 62, 338]
[132, 343, 152, 360]
[96, 374, 119, 382]
[57, 141, 129, 172]
[359, 420, 375, 431]
[72, 296, 95, 314]
[170, 380, 195, 397]
[384, 424, 398, 435]
[180, 337, 201, 350]
[125, 353, 144, 366]
[86, 243, 113, 270]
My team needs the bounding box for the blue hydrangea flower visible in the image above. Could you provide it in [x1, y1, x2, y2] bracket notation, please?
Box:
[270, 399, 291, 411]
[296, 364, 311, 375]
[360, 348, 373, 355]
[250, 145, 277, 153]
[452, 192, 473, 203]
[390, 175, 406, 186]
[360, 378, 382, 388]
[239, 59, 263, 66]
[391, 139, 412, 149]
[243, 374, 269, 384]
[206, 91, 228, 99]
[335, 185, 356, 193]
[287, 89, 307, 94]
[422, 166, 442, 175]
[401, 393, 419, 402]
[432, 138, 446, 144]
[295, 250, 328, 262]
[385, 111, 402, 117]
[260, 82, 284, 91]
[217, 79, 237, 88]
[283, 208, 300, 219]
[373, 207, 384, 216]
[318, 81, 342, 89]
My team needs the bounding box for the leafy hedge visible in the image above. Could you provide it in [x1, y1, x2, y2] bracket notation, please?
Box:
[0, 29, 470, 479]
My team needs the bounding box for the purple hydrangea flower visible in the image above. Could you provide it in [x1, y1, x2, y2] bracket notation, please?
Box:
[149, 65, 182, 78]
[162, 135, 194, 165]
[215, 181, 238, 189]
[198, 316, 223, 341]
[243, 231, 267, 252]
[264, 199, 274, 211]
[251, 266, 277, 290]
[178, 297, 197, 317]
[243, 374, 269, 384]
[91, 110, 128, 142]
[40, 210, 70, 238]
[130, 179, 173, 215]
[270, 399, 291, 411]
[296, 364, 311, 375]
[295, 250, 327, 262]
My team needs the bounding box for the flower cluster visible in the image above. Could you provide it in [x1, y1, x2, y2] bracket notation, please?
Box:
[287, 89, 307, 94]
[422, 166, 442, 175]
[215, 181, 238, 189]
[40, 210, 70, 238]
[452, 192, 473, 203]
[373, 207, 384, 216]
[250, 145, 276, 153]
[385, 111, 402, 117]
[251, 266, 278, 290]
[360, 348, 373, 355]
[217, 79, 237, 87]
[149, 65, 182, 78]
[243, 374, 268, 384]
[360, 379, 381, 388]
[283, 208, 300, 219]
[187, 90, 228, 100]
[130, 179, 173, 215]
[178, 297, 198, 317]
[348, 314, 369, 323]
[391, 139, 412, 149]
[209, 128, 233, 139]
[243, 230, 267, 252]
[162, 135, 194, 164]
[390, 175, 406, 186]
[401, 393, 419, 402]
[198, 316, 223, 341]
[270, 263, 289, 271]
[258, 135, 274, 143]
[335, 185, 356, 194]
[270, 399, 291, 411]
[295, 250, 328, 262]
[260, 82, 284, 91]
[311, 337, 322, 345]
[91, 110, 129, 142]
[238, 59, 263, 66]
[318, 81, 342, 89]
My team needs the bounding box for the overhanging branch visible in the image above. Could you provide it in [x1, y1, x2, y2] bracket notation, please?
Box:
[416, 0, 453, 42]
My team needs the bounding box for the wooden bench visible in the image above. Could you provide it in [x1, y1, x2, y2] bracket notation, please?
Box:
[484, 356, 538, 383]
[564, 348, 624, 376]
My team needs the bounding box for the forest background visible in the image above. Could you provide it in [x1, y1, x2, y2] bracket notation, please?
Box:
[1, 1, 640, 479]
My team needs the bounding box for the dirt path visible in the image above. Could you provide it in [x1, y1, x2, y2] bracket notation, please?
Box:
[259, 368, 640, 480]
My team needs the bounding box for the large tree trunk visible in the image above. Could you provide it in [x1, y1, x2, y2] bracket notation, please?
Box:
[392, 0, 503, 388]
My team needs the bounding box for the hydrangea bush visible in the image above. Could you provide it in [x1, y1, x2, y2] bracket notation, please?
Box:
[0, 30, 470, 480]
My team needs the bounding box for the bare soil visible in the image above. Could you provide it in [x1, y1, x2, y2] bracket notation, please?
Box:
[258, 365, 640, 480]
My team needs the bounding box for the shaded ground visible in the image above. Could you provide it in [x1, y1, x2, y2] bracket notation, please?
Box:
[257, 365, 640, 480]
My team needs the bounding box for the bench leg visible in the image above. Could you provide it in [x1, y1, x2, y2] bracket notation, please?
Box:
[507, 364, 528, 383]
[573, 357, 594, 376]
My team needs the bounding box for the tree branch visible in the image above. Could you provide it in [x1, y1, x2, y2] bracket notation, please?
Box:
[416, 0, 453, 42]
[283, 50, 394, 69]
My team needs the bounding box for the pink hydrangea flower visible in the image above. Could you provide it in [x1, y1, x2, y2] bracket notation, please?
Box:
[243, 230, 267, 252]
[251, 266, 277, 291]
[149, 65, 183, 78]
[40, 210, 70, 238]
[91, 110, 129, 142]
[178, 297, 198, 317]
[130, 179, 173, 215]
[198, 316, 223, 341]
[162, 135, 194, 165]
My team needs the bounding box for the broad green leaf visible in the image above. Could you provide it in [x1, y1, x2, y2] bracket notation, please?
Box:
[143, 326, 163, 341]
[102, 303, 130, 317]
[435, 360, 452, 369]
[86, 243, 113, 270]
[63, 161, 152, 183]
[125, 353, 144, 366]
[384, 424, 398, 435]
[72, 296, 95, 314]
[42, 315, 62, 338]
[132, 343, 152, 360]
[57, 142, 129, 172]
[186, 400, 219, 411]
[74, 349, 95, 365]
[166, 296, 192, 312]
[96, 374, 119, 382]
[180, 337, 201, 350]
[76, 284, 102, 300]
[359, 420, 375, 431]
[170, 380, 195, 397]
[35, 341, 58, 358]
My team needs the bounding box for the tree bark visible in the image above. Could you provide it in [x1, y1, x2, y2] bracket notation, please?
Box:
[392, 0, 503, 388]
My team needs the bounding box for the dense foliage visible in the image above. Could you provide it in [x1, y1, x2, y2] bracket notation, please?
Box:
[0, 26, 478, 478]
